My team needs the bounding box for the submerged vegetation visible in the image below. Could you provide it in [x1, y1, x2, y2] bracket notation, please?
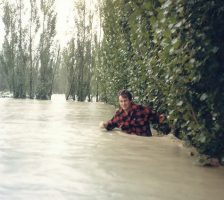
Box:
[0, 0, 224, 160]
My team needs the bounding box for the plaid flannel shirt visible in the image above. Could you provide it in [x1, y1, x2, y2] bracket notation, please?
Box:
[105, 103, 159, 136]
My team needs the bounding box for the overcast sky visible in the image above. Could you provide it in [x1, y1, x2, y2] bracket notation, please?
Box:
[0, 0, 99, 48]
[55, 0, 75, 47]
[0, 3, 4, 46]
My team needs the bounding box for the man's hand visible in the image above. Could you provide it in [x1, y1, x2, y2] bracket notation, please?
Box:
[158, 115, 171, 134]
[159, 114, 166, 124]
[99, 121, 107, 128]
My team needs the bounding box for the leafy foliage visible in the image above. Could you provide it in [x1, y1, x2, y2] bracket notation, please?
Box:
[36, 0, 57, 100]
[96, 0, 224, 159]
[0, 0, 57, 100]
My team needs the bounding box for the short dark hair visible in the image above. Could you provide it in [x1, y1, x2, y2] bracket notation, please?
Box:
[118, 89, 132, 101]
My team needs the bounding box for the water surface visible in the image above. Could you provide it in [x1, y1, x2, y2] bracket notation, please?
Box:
[0, 95, 224, 200]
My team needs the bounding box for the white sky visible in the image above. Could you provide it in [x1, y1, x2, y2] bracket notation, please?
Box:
[0, 4, 4, 46]
[0, 0, 75, 47]
[55, 0, 75, 47]
[55, 0, 101, 47]
[0, 0, 101, 49]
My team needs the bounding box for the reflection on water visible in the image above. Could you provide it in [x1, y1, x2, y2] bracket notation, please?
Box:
[0, 94, 224, 200]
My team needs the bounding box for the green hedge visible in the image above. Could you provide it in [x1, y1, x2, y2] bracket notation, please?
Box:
[97, 0, 224, 159]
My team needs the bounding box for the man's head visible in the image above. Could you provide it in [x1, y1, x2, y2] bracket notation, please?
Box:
[118, 90, 132, 112]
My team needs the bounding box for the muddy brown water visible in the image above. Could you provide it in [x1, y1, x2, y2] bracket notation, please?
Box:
[0, 95, 224, 200]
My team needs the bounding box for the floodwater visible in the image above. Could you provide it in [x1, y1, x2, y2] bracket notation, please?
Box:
[0, 94, 224, 200]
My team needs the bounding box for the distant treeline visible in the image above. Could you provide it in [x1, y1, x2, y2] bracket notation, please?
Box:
[0, 0, 101, 101]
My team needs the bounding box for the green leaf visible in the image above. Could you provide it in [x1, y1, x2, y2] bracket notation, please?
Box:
[177, 101, 183, 106]
[212, 46, 219, 53]
[200, 93, 207, 101]
[199, 135, 206, 143]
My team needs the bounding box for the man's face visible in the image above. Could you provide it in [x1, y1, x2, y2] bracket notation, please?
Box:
[119, 95, 131, 112]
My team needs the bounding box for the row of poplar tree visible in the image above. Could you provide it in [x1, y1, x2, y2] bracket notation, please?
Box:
[0, 0, 223, 159]
[0, 0, 58, 99]
[0, 0, 101, 101]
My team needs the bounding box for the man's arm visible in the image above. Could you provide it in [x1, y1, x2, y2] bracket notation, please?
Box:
[99, 111, 120, 131]
[148, 107, 165, 124]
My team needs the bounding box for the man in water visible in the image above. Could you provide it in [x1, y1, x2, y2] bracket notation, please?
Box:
[100, 90, 165, 136]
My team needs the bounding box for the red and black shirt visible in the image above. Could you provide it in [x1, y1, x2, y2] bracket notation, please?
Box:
[105, 103, 160, 136]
